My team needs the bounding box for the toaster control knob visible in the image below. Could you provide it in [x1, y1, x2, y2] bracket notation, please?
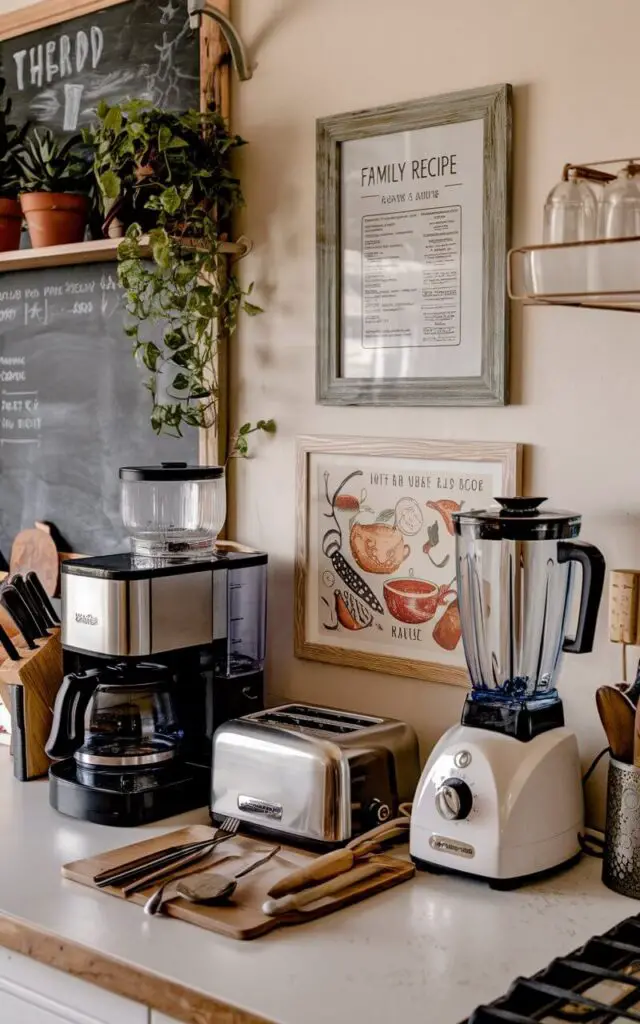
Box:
[365, 799, 391, 827]
[435, 778, 473, 821]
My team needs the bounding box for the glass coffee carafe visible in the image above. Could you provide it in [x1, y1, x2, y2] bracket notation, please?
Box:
[46, 663, 182, 787]
[454, 499, 605, 712]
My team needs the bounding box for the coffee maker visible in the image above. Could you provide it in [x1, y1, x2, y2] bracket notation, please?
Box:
[46, 463, 267, 826]
[410, 498, 605, 888]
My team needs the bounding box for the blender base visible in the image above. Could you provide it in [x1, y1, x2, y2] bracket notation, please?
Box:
[412, 850, 582, 890]
[409, 723, 584, 885]
[49, 759, 211, 827]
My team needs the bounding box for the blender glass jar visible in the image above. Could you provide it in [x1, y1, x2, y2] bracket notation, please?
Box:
[120, 462, 226, 559]
[453, 498, 605, 704]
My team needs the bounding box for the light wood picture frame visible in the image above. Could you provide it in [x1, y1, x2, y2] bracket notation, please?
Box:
[295, 435, 522, 686]
[316, 84, 512, 407]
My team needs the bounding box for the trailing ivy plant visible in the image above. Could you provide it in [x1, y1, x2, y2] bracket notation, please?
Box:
[85, 100, 274, 451]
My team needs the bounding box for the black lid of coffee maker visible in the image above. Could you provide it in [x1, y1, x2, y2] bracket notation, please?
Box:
[453, 498, 582, 540]
[119, 462, 223, 481]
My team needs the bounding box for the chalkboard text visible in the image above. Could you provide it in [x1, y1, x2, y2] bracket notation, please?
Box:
[12, 27, 104, 90]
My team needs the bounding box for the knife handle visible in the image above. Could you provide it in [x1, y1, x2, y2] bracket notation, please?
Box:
[1, 587, 38, 649]
[25, 571, 60, 626]
[263, 862, 385, 916]
[0, 622, 20, 661]
[9, 574, 49, 637]
[267, 849, 355, 899]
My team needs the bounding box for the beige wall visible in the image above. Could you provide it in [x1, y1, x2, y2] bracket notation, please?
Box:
[2, 0, 638, 823]
[228, 0, 640, 827]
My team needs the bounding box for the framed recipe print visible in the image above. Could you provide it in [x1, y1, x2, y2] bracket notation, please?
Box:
[295, 436, 522, 686]
[316, 84, 512, 406]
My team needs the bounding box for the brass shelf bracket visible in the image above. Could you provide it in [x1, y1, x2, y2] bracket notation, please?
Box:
[187, 0, 252, 81]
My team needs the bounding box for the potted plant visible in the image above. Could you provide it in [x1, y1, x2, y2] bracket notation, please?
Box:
[17, 128, 92, 248]
[0, 78, 27, 252]
[87, 100, 273, 449]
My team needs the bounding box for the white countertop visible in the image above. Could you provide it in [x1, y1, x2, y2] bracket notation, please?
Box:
[0, 748, 635, 1024]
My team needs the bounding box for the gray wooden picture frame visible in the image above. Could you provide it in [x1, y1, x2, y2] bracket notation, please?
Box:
[316, 83, 512, 407]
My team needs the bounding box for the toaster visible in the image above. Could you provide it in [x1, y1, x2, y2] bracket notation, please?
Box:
[210, 703, 420, 845]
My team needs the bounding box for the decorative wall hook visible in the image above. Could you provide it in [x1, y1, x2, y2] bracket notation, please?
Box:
[187, 0, 252, 81]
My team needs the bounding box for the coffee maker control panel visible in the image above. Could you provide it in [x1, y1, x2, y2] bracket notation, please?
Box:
[435, 777, 474, 821]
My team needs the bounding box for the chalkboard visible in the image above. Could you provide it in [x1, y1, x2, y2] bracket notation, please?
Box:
[0, 262, 197, 556]
[0, 0, 200, 135]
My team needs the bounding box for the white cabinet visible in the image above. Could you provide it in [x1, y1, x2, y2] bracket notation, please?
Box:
[0, 947, 148, 1024]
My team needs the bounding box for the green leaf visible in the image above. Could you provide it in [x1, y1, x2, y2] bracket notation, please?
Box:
[171, 373, 189, 390]
[160, 186, 181, 214]
[103, 106, 122, 135]
[157, 125, 172, 151]
[238, 422, 252, 435]
[96, 99, 109, 119]
[141, 342, 161, 371]
[99, 169, 121, 199]
[164, 329, 183, 351]
[235, 435, 249, 457]
[167, 136, 189, 149]
[242, 301, 263, 317]
[259, 418, 276, 434]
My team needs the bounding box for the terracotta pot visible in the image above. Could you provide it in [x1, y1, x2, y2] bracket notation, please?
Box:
[383, 578, 456, 625]
[0, 197, 23, 252]
[20, 192, 88, 248]
[350, 522, 410, 574]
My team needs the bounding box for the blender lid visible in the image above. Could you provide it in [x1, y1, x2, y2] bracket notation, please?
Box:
[453, 497, 583, 540]
[119, 462, 224, 481]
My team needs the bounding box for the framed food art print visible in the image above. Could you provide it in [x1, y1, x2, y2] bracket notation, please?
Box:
[316, 84, 512, 407]
[295, 436, 522, 686]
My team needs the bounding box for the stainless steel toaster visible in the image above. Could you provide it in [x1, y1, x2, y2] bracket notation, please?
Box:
[210, 703, 420, 844]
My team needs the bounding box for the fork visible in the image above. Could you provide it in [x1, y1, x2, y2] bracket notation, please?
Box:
[97, 817, 240, 892]
[135, 818, 242, 907]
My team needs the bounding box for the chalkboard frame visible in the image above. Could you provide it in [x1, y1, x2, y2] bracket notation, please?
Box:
[0, 0, 231, 468]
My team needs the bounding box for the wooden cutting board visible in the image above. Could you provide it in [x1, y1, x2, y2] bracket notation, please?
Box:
[62, 825, 415, 940]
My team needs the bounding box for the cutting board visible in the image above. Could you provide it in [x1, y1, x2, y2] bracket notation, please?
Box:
[62, 825, 415, 940]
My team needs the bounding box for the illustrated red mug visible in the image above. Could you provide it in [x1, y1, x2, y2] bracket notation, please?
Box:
[383, 578, 456, 625]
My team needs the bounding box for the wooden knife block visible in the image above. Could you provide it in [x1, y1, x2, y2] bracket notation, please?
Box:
[0, 631, 63, 779]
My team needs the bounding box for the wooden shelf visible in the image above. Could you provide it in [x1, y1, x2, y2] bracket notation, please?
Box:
[0, 236, 248, 273]
[509, 236, 640, 313]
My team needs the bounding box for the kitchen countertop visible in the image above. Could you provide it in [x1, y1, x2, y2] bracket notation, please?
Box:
[0, 749, 635, 1024]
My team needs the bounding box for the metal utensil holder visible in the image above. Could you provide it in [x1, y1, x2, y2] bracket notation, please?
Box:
[603, 756, 640, 898]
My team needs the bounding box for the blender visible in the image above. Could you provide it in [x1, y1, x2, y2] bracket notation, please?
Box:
[410, 497, 605, 888]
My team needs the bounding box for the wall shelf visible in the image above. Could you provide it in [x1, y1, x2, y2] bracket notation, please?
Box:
[508, 236, 640, 313]
[0, 236, 248, 273]
[509, 236, 640, 312]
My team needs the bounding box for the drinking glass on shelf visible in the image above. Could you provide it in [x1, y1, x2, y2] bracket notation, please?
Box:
[599, 164, 640, 239]
[543, 169, 597, 244]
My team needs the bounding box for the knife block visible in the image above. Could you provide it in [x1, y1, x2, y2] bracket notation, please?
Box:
[0, 630, 63, 780]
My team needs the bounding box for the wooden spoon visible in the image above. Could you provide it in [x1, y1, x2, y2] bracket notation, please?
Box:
[596, 685, 636, 763]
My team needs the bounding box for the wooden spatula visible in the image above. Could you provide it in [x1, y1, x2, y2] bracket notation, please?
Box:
[596, 685, 635, 763]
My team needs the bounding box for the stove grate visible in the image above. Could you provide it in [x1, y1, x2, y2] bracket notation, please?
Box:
[464, 913, 640, 1024]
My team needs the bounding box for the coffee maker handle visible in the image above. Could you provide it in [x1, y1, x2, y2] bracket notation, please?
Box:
[45, 671, 99, 761]
[558, 540, 606, 654]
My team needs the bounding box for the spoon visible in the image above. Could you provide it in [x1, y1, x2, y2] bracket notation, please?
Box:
[596, 684, 635, 763]
[144, 845, 281, 916]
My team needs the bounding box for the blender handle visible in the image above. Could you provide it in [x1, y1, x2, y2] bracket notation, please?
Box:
[45, 670, 100, 761]
[558, 540, 606, 654]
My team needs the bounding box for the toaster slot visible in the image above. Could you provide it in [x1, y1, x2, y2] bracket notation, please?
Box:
[248, 705, 384, 735]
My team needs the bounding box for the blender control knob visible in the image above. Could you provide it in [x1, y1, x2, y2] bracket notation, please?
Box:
[435, 778, 473, 821]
